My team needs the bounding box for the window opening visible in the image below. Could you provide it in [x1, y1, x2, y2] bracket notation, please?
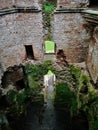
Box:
[44, 41, 56, 54]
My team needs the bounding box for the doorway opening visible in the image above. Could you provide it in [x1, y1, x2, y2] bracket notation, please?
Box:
[43, 70, 56, 102]
[25, 45, 34, 60]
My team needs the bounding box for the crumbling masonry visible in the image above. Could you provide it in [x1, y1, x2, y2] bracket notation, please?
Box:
[0, 0, 98, 85]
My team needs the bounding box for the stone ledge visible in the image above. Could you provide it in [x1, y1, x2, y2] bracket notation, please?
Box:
[0, 7, 41, 16]
[82, 10, 98, 24]
[54, 8, 85, 13]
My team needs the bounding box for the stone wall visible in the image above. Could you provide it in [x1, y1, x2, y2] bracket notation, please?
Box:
[87, 26, 98, 83]
[0, 12, 43, 69]
[57, 0, 89, 8]
[53, 12, 90, 63]
[0, 0, 39, 8]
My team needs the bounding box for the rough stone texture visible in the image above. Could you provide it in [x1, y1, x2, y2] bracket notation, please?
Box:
[53, 12, 90, 63]
[16, 0, 39, 8]
[0, 12, 44, 69]
[0, 0, 40, 9]
[57, 0, 89, 8]
[87, 26, 98, 83]
[2, 66, 24, 88]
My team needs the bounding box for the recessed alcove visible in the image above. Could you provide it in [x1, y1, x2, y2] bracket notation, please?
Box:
[25, 45, 35, 60]
[15, 79, 25, 91]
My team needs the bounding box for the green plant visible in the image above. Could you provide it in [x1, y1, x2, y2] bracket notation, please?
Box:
[7, 89, 27, 116]
[54, 83, 77, 115]
[69, 65, 98, 130]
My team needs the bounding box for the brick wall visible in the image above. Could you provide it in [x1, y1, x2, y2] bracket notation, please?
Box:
[57, 0, 89, 8]
[0, 0, 39, 9]
[53, 12, 90, 63]
[0, 12, 43, 68]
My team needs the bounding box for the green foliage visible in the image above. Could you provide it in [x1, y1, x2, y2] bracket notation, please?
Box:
[25, 61, 56, 103]
[54, 64, 98, 130]
[42, 0, 56, 12]
[7, 89, 17, 104]
[25, 61, 55, 78]
[54, 83, 77, 115]
[43, 3, 54, 11]
[93, 120, 98, 130]
[7, 89, 27, 116]
[69, 65, 98, 130]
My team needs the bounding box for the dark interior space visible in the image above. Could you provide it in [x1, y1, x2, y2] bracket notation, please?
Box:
[0, 95, 10, 108]
[15, 79, 25, 91]
[25, 45, 34, 60]
[89, 0, 98, 7]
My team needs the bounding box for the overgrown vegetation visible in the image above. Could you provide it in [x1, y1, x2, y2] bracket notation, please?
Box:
[0, 60, 98, 130]
[42, 0, 57, 40]
[55, 64, 98, 130]
[0, 61, 56, 129]
[54, 83, 77, 115]
[70, 65, 98, 130]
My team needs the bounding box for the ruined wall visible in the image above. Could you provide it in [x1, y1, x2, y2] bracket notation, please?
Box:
[53, 12, 90, 63]
[87, 26, 98, 83]
[0, 12, 43, 69]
